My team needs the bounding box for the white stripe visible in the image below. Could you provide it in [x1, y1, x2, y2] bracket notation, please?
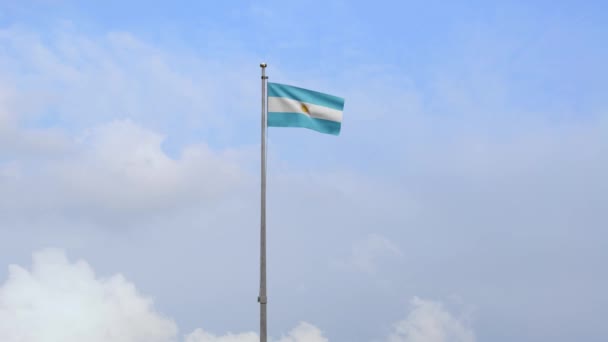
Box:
[267, 97, 343, 123]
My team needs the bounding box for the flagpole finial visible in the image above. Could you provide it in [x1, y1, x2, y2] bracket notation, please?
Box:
[260, 63, 267, 68]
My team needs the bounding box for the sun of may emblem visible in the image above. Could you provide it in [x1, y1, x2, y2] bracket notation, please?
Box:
[300, 103, 311, 115]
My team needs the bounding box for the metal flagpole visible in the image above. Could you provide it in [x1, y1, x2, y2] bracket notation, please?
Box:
[258, 62, 268, 342]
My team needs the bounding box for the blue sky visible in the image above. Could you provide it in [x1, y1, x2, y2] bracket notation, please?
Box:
[0, 1, 607, 342]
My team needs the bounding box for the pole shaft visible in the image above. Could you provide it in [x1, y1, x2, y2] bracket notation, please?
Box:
[259, 63, 268, 342]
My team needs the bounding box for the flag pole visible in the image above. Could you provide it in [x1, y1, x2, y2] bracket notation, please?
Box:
[258, 62, 268, 342]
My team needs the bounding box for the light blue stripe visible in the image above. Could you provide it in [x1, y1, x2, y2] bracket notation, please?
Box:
[268, 112, 341, 136]
[268, 83, 345, 111]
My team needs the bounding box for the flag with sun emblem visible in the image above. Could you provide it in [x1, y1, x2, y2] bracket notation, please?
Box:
[267, 82, 345, 135]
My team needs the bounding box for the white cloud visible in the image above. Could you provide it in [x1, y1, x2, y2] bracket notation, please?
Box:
[275, 322, 328, 342]
[185, 330, 259, 342]
[185, 322, 327, 342]
[0, 249, 178, 342]
[0, 249, 472, 342]
[0, 25, 259, 223]
[0, 249, 331, 342]
[0, 119, 248, 221]
[51, 119, 245, 215]
[388, 297, 475, 342]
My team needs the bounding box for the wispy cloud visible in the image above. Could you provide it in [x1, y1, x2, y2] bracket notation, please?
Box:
[0, 26, 259, 148]
[332, 234, 403, 274]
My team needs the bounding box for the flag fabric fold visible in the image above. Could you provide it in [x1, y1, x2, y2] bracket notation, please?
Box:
[267, 82, 345, 135]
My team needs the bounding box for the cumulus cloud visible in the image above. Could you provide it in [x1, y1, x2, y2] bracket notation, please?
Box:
[0, 249, 335, 342]
[51, 119, 245, 215]
[388, 297, 475, 342]
[0, 249, 329, 342]
[0, 249, 470, 342]
[185, 322, 327, 342]
[0, 249, 178, 342]
[185, 330, 259, 342]
[0, 119, 248, 221]
[275, 322, 329, 342]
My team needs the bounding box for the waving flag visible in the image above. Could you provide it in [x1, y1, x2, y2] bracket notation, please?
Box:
[267, 82, 345, 135]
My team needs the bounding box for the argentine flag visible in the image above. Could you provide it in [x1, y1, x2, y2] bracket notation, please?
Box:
[267, 83, 345, 135]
